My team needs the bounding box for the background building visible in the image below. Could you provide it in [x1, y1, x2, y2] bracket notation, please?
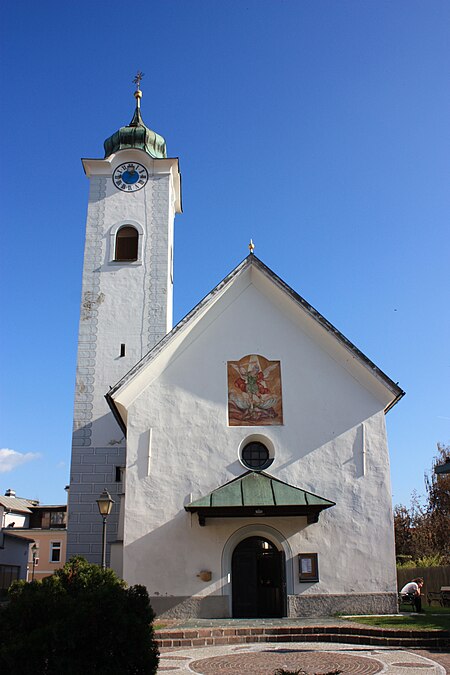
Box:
[0, 489, 67, 585]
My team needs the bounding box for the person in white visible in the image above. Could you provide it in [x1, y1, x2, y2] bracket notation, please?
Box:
[400, 577, 424, 612]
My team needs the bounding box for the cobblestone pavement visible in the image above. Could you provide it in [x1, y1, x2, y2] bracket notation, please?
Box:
[413, 650, 450, 673]
[158, 642, 448, 674]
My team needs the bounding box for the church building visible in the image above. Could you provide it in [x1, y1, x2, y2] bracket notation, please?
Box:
[67, 79, 404, 618]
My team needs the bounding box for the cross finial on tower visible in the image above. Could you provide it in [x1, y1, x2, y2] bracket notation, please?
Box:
[133, 71, 144, 108]
[249, 239, 255, 254]
[133, 71, 144, 91]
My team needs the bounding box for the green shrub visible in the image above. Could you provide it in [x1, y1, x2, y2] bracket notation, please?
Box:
[397, 558, 416, 568]
[0, 556, 159, 674]
[415, 553, 445, 567]
[396, 553, 445, 568]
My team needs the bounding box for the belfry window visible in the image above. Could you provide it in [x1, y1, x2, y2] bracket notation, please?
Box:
[115, 226, 138, 261]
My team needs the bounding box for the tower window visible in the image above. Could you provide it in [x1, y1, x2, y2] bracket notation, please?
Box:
[115, 226, 138, 261]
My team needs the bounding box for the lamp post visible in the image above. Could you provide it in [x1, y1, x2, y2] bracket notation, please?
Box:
[96, 488, 114, 569]
[31, 543, 38, 581]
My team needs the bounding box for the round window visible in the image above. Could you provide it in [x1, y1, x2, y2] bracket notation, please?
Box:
[241, 441, 273, 471]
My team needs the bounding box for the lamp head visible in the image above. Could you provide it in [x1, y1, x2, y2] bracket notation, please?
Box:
[96, 488, 114, 516]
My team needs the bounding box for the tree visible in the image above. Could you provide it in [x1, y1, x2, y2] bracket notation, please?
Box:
[424, 443, 450, 561]
[0, 556, 159, 674]
[394, 444, 450, 565]
[393, 504, 414, 560]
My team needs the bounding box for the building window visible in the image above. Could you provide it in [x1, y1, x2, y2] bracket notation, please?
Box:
[115, 226, 138, 261]
[50, 541, 62, 563]
[0, 565, 20, 596]
[50, 511, 66, 527]
[241, 441, 273, 471]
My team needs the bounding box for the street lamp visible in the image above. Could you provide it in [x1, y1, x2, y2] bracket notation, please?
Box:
[31, 543, 38, 581]
[96, 488, 114, 569]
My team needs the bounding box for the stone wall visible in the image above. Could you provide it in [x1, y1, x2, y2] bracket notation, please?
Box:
[288, 592, 398, 617]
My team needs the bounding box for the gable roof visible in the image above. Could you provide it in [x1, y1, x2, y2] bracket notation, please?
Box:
[1, 530, 35, 543]
[0, 495, 38, 514]
[185, 470, 335, 526]
[106, 254, 404, 432]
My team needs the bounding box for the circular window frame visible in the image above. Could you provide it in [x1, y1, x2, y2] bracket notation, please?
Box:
[238, 434, 275, 472]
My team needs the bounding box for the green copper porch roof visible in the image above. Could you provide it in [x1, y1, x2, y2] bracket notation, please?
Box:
[185, 471, 335, 525]
[104, 103, 167, 159]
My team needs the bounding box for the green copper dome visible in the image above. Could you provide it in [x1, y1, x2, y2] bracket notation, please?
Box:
[104, 92, 167, 159]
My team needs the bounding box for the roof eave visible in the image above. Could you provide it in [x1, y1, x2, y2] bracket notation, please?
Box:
[384, 389, 406, 414]
[107, 253, 404, 425]
[105, 391, 127, 436]
[250, 257, 405, 406]
[185, 504, 333, 526]
[107, 255, 252, 409]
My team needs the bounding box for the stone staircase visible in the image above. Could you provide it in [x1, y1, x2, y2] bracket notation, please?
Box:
[156, 624, 450, 651]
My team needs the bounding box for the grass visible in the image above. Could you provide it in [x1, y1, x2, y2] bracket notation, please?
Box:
[347, 606, 450, 632]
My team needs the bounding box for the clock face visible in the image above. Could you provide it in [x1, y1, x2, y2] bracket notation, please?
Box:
[113, 162, 148, 192]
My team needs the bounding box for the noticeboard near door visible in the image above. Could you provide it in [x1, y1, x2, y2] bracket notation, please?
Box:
[298, 553, 319, 582]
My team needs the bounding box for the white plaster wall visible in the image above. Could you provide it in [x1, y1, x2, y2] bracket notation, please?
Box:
[0, 533, 30, 580]
[122, 273, 397, 599]
[2, 512, 28, 528]
[82, 163, 173, 449]
[68, 149, 178, 564]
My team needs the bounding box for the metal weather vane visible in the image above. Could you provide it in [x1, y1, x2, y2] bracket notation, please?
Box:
[132, 72, 145, 109]
[133, 71, 144, 91]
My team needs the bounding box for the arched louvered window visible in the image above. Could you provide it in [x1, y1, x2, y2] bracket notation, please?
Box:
[115, 226, 138, 261]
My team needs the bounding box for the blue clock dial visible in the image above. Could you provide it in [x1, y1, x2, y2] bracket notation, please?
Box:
[122, 169, 139, 184]
[113, 162, 148, 192]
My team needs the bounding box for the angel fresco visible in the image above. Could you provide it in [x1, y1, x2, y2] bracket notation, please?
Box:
[227, 354, 283, 426]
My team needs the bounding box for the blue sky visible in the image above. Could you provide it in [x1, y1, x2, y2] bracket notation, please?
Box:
[1, 0, 449, 507]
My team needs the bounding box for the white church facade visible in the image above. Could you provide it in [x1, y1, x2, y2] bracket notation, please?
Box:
[68, 82, 404, 618]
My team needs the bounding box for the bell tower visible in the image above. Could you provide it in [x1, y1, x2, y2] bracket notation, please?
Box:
[67, 76, 182, 568]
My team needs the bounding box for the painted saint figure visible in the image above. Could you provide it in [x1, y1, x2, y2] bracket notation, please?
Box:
[227, 355, 283, 426]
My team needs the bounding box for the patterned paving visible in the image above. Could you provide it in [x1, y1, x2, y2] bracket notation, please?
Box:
[390, 664, 433, 669]
[158, 644, 448, 674]
[188, 649, 383, 674]
[413, 649, 450, 672]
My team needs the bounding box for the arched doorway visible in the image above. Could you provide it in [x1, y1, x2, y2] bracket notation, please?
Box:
[231, 536, 286, 618]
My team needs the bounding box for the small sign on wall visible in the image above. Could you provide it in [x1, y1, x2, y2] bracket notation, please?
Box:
[298, 553, 319, 582]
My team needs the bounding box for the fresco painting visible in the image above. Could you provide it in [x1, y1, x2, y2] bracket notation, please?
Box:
[227, 354, 283, 426]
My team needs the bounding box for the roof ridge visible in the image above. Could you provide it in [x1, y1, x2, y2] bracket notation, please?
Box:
[107, 253, 404, 434]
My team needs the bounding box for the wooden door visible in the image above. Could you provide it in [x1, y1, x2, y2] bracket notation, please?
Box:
[232, 537, 286, 618]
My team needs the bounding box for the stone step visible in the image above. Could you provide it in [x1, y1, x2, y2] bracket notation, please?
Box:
[156, 625, 450, 650]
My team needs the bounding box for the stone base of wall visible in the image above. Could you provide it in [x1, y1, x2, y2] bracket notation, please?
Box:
[288, 592, 398, 617]
[152, 592, 397, 619]
[151, 595, 229, 619]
